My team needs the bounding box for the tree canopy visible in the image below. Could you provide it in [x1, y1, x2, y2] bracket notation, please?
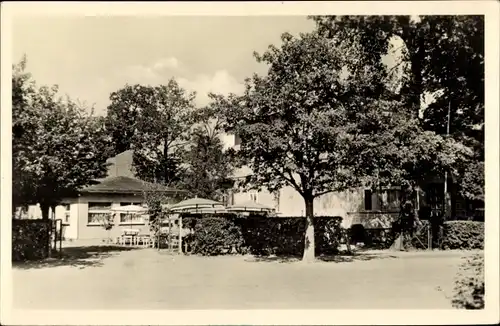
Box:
[219, 32, 380, 261]
[180, 94, 234, 201]
[218, 23, 478, 260]
[105, 81, 196, 185]
[312, 15, 484, 200]
[12, 58, 112, 218]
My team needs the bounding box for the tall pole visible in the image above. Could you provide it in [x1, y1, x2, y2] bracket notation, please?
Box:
[444, 101, 451, 219]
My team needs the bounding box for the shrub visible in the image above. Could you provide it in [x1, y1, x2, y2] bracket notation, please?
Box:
[441, 221, 484, 250]
[315, 217, 343, 255]
[452, 254, 484, 309]
[240, 217, 305, 256]
[363, 228, 396, 249]
[12, 219, 51, 261]
[183, 216, 343, 256]
[189, 217, 244, 256]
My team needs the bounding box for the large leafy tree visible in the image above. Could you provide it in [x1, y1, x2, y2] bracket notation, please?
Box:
[105, 81, 196, 185]
[220, 29, 473, 260]
[311, 15, 484, 201]
[180, 94, 234, 201]
[220, 32, 375, 262]
[12, 59, 112, 219]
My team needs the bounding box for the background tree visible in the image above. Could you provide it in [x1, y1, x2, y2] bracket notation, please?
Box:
[12, 59, 112, 219]
[180, 94, 234, 200]
[105, 81, 195, 186]
[311, 15, 484, 201]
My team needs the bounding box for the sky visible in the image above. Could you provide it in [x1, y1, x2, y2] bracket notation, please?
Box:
[12, 16, 316, 116]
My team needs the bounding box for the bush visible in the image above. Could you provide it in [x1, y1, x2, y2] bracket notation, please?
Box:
[452, 254, 484, 309]
[363, 228, 396, 249]
[188, 217, 244, 256]
[240, 217, 305, 256]
[441, 221, 484, 250]
[12, 219, 51, 261]
[184, 216, 343, 256]
[315, 217, 343, 255]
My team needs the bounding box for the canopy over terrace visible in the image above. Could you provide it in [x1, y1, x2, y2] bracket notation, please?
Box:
[226, 200, 276, 216]
[167, 197, 227, 213]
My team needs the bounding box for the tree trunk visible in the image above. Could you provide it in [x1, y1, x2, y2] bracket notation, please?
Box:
[40, 203, 50, 220]
[302, 197, 315, 263]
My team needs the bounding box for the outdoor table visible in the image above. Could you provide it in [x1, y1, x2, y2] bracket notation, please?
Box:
[122, 229, 140, 246]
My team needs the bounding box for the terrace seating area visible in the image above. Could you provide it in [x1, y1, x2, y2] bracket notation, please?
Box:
[115, 228, 181, 250]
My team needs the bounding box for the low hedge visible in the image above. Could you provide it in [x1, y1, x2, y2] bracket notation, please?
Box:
[182, 217, 484, 255]
[441, 221, 484, 250]
[189, 217, 244, 255]
[452, 254, 484, 309]
[349, 220, 484, 251]
[183, 216, 343, 256]
[12, 219, 51, 261]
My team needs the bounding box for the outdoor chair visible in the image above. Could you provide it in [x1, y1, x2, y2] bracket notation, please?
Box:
[137, 234, 151, 247]
[122, 235, 134, 246]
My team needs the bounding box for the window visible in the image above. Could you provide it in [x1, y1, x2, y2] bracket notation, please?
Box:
[234, 134, 241, 146]
[249, 191, 258, 203]
[88, 202, 112, 224]
[119, 202, 145, 224]
[222, 193, 235, 206]
[364, 189, 372, 211]
[63, 204, 70, 225]
[386, 189, 400, 210]
[120, 202, 142, 206]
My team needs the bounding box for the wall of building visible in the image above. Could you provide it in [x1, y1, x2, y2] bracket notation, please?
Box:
[76, 193, 150, 240]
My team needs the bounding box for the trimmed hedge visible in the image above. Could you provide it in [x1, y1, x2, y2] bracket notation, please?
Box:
[348, 220, 484, 251]
[441, 221, 484, 250]
[182, 216, 484, 255]
[452, 254, 484, 309]
[12, 219, 51, 261]
[183, 216, 343, 256]
[189, 217, 244, 255]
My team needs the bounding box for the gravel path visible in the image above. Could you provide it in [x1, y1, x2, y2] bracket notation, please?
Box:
[13, 247, 481, 310]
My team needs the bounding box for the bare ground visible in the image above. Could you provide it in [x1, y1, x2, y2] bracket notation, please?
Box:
[13, 247, 482, 310]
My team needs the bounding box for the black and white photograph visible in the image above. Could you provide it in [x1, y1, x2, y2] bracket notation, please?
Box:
[1, 1, 499, 325]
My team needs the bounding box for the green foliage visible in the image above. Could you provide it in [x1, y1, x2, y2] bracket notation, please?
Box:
[97, 213, 114, 231]
[180, 95, 234, 200]
[142, 182, 181, 239]
[452, 254, 484, 309]
[241, 217, 305, 256]
[441, 221, 484, 250]
[221, 32, 370, 200]
[12, 220, 51, 261]
[311, 15, 484, 201]
[361, 228, 397, 250]
[105, 81, 195, 185]
[12, 59, 112, 217]
[187, 217, 245, 256]
[184, 216, 343, 257]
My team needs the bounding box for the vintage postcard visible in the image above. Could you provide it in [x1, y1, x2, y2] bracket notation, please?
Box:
[1, 1, 499, 325]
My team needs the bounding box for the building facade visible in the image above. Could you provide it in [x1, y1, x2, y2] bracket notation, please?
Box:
[16, 151, 184, 240]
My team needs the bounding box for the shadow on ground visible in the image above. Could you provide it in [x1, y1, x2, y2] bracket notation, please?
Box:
[245, 252, 398, 263]
[12, 246, 139, 270]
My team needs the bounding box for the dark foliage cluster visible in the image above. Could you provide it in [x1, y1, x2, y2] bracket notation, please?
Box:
[183, 216, 343, 256]
[12, 220, 51, 261]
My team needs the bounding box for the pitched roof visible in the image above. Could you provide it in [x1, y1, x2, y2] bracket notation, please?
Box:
[81, 176, 185, 195]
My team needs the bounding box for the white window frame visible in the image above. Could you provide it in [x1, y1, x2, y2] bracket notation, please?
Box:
[119, 202, 145, 225]
[63, 204, 71, 225]
[249, 191, 258, 203]
[88, 202, 112, 225]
